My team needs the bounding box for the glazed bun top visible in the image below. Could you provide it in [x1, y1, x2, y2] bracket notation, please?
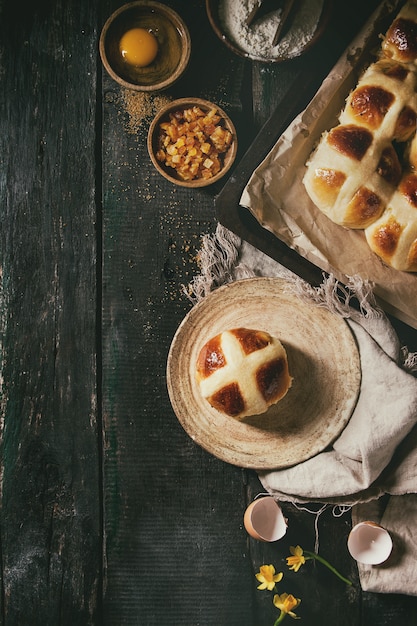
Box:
[196, 328, 292, 419]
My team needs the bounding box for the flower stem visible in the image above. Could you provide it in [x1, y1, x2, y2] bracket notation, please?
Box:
[273, 611, 286, 625]
[304, 550, 352, 586]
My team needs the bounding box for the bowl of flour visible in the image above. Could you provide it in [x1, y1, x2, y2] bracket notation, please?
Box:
[206, 0, 331, 62]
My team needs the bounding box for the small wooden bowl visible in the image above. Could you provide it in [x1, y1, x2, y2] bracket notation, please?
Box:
[100, 1, 191, 92]
[147, 98, 238, 188]
[206, 0, 332, 63]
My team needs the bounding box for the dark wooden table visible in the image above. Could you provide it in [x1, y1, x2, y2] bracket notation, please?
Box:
[1, 0, 417, 624]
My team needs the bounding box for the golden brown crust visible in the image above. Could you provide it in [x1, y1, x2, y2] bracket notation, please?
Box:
[209, 381, 244, 417]
[230, 327, 271, 354]
[195, 334, 225, 380]
[400, 171, 417, 207]
[256, 357, 289, 404]
[365, 172, 417, 271]
[377, 59, 410, 81]
[383, 17, 417, 63]
[394, 106, 417, 141]
[347, 85, 395, 131]
[327, 125, 373, 161]
[367, 215, 403, 261]
[344, 187, 384, 228]
[376, 145, 402, 187]
[408, 238, 417, 266]
[310, 168, 346, 206]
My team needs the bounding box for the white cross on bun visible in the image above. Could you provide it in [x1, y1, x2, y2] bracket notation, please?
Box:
[195, 328, 292, 419]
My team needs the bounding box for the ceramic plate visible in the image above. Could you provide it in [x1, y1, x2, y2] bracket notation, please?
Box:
[167, 277, 361, 469]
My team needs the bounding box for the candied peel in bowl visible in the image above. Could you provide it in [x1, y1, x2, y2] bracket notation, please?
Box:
[155, 105, 234, 182]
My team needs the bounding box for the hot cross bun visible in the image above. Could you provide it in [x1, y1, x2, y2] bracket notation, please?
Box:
[195, 328, 292, 419]
[365, 172, 417, 271]
[382, 1, 417, 64]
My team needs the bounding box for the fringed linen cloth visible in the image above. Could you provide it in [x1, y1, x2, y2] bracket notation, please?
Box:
[186, 223, 417, 595]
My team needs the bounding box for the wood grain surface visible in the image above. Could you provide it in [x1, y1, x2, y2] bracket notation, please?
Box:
[0, 0, 416, 624]
[0, 0, 101, 623]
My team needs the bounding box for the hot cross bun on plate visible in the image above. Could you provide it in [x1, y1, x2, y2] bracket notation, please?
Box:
[195, 328, 292, 419]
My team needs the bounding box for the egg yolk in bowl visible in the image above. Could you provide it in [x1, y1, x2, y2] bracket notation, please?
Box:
[119, 28, 158, 67]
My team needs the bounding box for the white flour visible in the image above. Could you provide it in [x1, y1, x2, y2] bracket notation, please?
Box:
[218, 0, 324, 61]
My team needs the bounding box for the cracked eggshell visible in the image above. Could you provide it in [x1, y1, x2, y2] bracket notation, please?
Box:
[347, 521, 393, 565]
[244, 496, 288, 542]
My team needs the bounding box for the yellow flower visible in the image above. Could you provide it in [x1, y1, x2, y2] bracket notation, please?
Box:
[256, 564, 283, 591]
[286, 545, 306, 573]
[286, 545, 352, 585]
[273, 592, 301, 619]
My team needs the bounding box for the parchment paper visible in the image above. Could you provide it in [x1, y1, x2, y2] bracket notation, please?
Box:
[240, 0, 417, 329]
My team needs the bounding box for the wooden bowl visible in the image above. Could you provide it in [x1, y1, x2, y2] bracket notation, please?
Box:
[147, 97, 238, 188]
[99, 1, 191, 92]
[206, 0, 332, 63]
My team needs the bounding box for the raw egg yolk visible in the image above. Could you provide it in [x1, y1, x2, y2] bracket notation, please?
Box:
[119, 28, 158, 68]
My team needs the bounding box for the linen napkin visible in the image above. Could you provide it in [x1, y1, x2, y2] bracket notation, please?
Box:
[188, 223, 417, 595]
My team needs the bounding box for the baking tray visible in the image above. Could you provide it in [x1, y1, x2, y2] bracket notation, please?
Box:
[215, 0, 417, 331]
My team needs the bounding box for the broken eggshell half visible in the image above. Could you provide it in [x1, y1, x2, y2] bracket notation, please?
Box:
[244, 496, 288, 542]
[347, 521, 393, 565]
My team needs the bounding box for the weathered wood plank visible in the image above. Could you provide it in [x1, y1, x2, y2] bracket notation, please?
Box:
[100, 1, 259, 623]
[0, 1, 101, 623]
